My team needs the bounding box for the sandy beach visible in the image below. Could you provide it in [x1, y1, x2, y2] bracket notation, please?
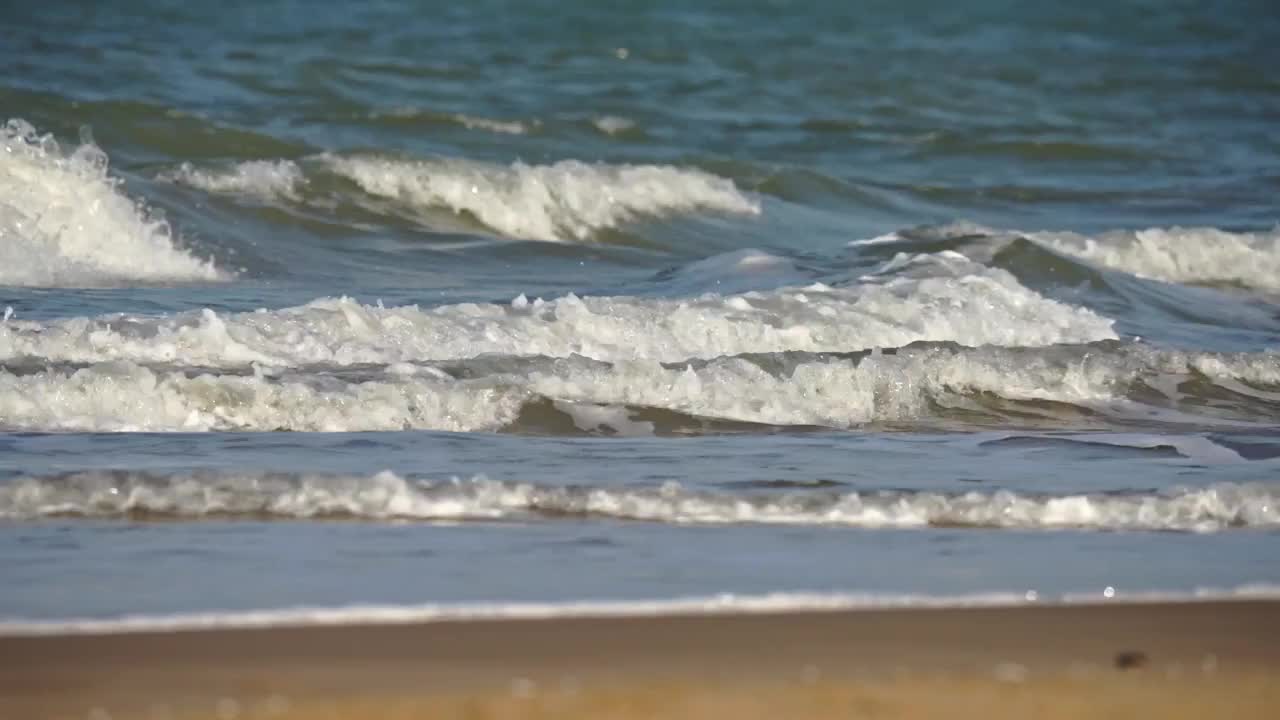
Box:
[2, 599, 1277, 719]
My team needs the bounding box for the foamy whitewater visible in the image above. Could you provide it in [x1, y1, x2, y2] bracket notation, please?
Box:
[161, 160, 306, 202]
[0, 120, 224, 287]
[3, 0, 1279, 625]
[3, 343, 1275, 433]
[157, 153, 760, 242]
[859, 222, 1280, 292]
[327, 154, 760, 242]
[3, 471, 1276, 532]
[1033, 227, 1280, 291]
[0, 253, 1116, 369]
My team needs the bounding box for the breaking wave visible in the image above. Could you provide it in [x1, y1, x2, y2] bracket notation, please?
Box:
[0, 343, 1275, 433]
[0, 251, 1116, 369]
[1031, 226, 1280, 291]
[0, 118, 226, 287]
[160, 159, 305, 202]
[325, 154, 760, 242]
[2, 471, 1274, 532]
[858, 222, 1280, 292]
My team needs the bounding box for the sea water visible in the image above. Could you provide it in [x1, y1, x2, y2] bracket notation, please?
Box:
[1, 0, 1278, 628]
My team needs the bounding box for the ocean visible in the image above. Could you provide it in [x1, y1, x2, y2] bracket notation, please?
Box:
[1, 0, 1278, 630]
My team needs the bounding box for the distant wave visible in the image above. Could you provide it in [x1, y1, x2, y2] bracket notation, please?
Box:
[2, 471, 1274, 533]
[592, 115, 637, 136]
[0, 251, 1116, 369]
[366, 108, 535, 135]
[0, 119, 226, 288]
[452, 113, 531, 135]
[325, 154, 760, 242]
[0, 361, 525, 433]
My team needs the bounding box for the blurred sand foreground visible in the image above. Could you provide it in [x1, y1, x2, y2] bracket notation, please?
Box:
[2, 600, 1277, 719]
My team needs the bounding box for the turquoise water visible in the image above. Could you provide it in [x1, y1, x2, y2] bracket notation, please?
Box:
[1, 0, 1278, 624]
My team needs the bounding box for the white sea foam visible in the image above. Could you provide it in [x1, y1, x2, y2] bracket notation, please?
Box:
[160, 159, 304, 202]
[0, 253, 1117, 368]
[325, 154, 760, 242]
[6, 584, 1280, 637]
[849, 220, 997, 247]
[854, 222, 1280, 291]
[1030, 226, 1280, 290]
[0, 362, 527, 432]
[526, 346, 1121, 429]
[592, 115, 636, 135]
[555, 400, 656, 436]
[666, 248, 808, 293]
[529, 344, 1278, 429]
[1, 472, 1274, 534]
[370, 108, 534, 135]
[0, 345, 1273, 433]
[0, 119, 225, 287]
[0, 593, 1037, 636]
[454, 114, 531, 135]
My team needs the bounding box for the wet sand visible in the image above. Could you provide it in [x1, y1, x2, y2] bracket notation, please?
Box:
[2, 599, 1277, 719]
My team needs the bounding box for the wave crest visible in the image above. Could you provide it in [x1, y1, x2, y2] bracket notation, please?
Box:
[0, 118, 225, 287]
[326, 154, 760, 242]
[0, 344, 1274, 433]
[0, 253, 1116, 368]
[2, 471, 1274, 532]
[160, 159, 304, 202]
[1031, 226, 1280, 291]
[857, 222, 1280, 292]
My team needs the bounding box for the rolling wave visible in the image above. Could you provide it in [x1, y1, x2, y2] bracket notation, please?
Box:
[2, 471, 1274, 532]
[0, 251, 1115, 369]
[326, 154, 761, 242]
[160, 160, 305, 202]
[858, 222, 1280, 292]
[0, 343, 1275, 433]
[161, 153, 761, 243]
[1030, 226, 1280, 291]
[0, 119, 226, 288]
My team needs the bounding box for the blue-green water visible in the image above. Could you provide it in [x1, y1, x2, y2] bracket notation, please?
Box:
[1, 0, 1279, 625]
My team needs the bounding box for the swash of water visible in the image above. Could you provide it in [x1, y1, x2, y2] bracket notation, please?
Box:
[2, 0, 1279, 627]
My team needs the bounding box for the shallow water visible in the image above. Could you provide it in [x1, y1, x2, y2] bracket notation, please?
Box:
[2, 0, 1278, 626]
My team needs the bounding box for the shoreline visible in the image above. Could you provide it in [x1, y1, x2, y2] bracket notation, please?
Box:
[3, 598, 1277, 718]
[6, 587, 1278, 637]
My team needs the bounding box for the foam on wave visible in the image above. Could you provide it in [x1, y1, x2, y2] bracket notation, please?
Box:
[0, 361, 526, 433]
[0, 252, 1117, 369]
[856, 222, 1280, 291]
[0, 119, 225, 287]
[160, 159, 304, 202]
[369, 108, 534, 135]
[1030, 226, 1280, 291]
[325, 154, 760, 242]
[0, 344, 1274, 433]
[1, 471, 1274, 533]
[453, 114, 531, 135]
[592, 115, 637, 135]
